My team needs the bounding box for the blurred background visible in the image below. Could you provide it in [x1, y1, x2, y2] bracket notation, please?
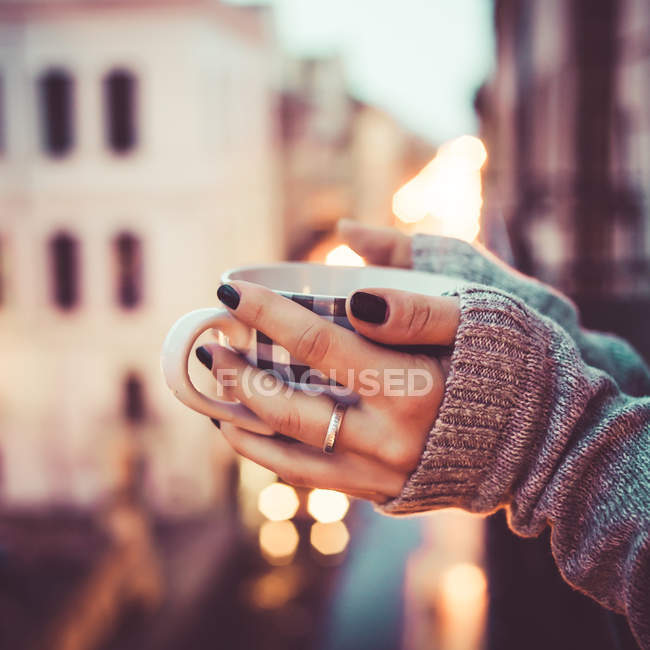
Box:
[0, 1, 648, 649]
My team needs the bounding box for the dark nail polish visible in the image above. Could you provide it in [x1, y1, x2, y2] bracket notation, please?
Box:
[210, 418, 221, 429]
[195, 346, 213, 370]
[217, 284, 240, 310]
[350, 291, 388, 324]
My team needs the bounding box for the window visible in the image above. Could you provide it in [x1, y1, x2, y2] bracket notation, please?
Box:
[0, 73, 5, 154]
[113, 232, 142, 308]
[38, 69, 75, 156]
[104, 69, 137, 153]
[123, 373, 146, 423]
[0, 236, 4, 306]
[49, 231, 80, 310]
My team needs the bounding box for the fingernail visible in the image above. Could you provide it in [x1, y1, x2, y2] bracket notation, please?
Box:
[350, 291, 388, 324]
[217, 284, 240, 310]
[210, 418, 221, 429]
[195, 346, 213, 370]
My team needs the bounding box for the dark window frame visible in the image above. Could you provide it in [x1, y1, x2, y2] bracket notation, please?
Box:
[38, 68, 75, 157]
[113, 231, 143, 309]
[0, 73, 5, 155]
[49, 231, 80, 310]
[0, 235, 5, 306]
[123, 372, 146, 424]
[104, 68, 138, 154]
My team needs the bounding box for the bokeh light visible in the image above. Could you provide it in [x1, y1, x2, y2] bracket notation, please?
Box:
[439, 562, 487, 612]
[238, 458, 278, 529]
[258, 520, 300, 565]
[392, 134, 487, 242]
[325, 244, 365, 266]
[307, 489, 349, 523]
[239, 457, 277, 492]
[247, 567, 302, 610]
[257, 483, 300, 521]
[310, 521, 350, 555]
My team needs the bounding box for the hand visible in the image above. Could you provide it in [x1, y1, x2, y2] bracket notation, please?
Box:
[337, 219, 412, 268]
[197, 280, 460, 504]
[339, 219, 582, 343]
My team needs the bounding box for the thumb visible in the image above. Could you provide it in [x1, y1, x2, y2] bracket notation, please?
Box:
[346, 288, 459, 346]
[337, 219, 412, 268]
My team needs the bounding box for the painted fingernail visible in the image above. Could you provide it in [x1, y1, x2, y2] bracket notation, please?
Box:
[210, 418, 221, 429]
[195, 346, 213, 370]
[350, 291, 388, 324]
[217, 284, 240, 310]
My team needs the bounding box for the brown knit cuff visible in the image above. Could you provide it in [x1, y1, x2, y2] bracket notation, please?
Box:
[377, 284, 551, 517]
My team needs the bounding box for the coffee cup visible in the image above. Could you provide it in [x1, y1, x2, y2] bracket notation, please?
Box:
[160, 262, 457, 433]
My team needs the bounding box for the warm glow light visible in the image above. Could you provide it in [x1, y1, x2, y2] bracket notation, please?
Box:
[307, 489, 349, 523]
[238, 458, 278, 530]
[439, 562, 487, 612]
[325, 244, 365, 266]
[310, 521, 350, 555]
[446, 134, 488, 169]
[248, 568, 301, 610]
[392, 134, 487, 242]
[259, 520, 299, 565]
[239, 457, 276, 492]
[257, 482, 299, 521]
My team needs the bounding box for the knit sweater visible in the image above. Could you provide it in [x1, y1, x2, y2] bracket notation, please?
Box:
[378, 234, 650, 648]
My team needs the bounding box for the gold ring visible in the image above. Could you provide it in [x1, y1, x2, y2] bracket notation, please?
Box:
[322, 402, 347, 454]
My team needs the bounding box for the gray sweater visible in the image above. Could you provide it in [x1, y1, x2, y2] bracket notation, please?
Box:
[378, 234, 650, 648]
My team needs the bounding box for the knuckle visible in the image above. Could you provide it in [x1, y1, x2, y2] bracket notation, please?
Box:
[401, 298, 438, 339]
[378, 434, 419, 473]
[392, 395, 423, 419]
[268, 407, 303, 439]
[294, 323, 333, 367]
[249, 300, 265, 328]
[279, 469, 308, 488]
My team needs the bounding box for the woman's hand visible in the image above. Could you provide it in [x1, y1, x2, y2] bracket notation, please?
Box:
[339, 219, 585, 347]
[198, 280, 460, 503]
[337, 219, 412, 268]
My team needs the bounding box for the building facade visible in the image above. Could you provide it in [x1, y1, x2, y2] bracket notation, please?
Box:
[477, 4, 649, 648]
[279, 56, 434, 260]
[479, 0, 650, 303]
[0, 0, 282, 512]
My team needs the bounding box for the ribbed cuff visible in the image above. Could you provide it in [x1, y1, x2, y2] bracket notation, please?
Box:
[376, 284, 551, 517]
[412, 233, 501, 285]
[412, 233, 580, 337]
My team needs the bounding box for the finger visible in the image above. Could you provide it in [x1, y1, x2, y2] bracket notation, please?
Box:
[200, 343, 392, 460]
[216, 280, 422, 401]
[219, 422, 406, 498]
[347, 289, 460, 346]
[210, 419, 406, 503]
[337, 219, 412, 267]
[345, 490, 390, 503]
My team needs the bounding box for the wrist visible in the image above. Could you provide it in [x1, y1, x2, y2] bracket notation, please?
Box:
[376, 284, 551, 517]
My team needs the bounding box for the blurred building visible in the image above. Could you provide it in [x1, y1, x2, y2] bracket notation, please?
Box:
[477, 3, 649, 649]
[0, 2, 452, 649]
[0, 0, 282, 512]
[479, 0, 650, 311]
[279, 56, 434, 260]
[477, 0, 650, 312]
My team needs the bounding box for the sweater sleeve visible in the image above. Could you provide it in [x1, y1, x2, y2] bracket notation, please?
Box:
[411, 233, 650, 396]
[377, 285, 650, 648]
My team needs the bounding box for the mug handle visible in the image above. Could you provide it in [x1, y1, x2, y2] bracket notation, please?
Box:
[160, 308, 273, 435]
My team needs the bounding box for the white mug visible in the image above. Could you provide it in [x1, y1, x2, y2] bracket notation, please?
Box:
[160, 262, 458, 433]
